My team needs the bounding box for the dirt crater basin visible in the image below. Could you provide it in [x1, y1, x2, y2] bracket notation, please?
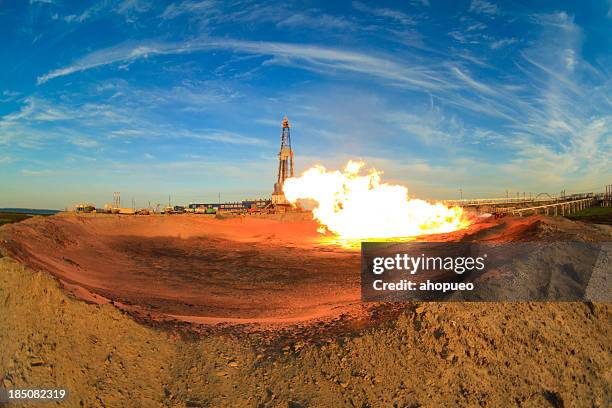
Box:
[3, 212, 606, 328]
[0, 214, 363, 325]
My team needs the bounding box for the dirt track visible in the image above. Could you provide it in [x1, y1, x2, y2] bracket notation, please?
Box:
[1, 214, 611, 407]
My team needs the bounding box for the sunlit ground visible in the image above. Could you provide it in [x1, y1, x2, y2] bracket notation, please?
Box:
[317, 234, 418, 249]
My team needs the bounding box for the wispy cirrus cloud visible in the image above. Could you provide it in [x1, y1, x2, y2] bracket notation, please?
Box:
[490, 38, 517, 49]
[0, 97, 76, 129]
[37, 41, 191, 84]
[189, 130, 270, 146]
[58, 0, 153, 24]
[21, 169, 55, 176]
[352, 1, 415, 25]
[37, 38, 453, 92]
[499, 11, 612, 190]
[160, 0, 216, 19]
[1, 90, 21, 103]
[276, 12, 354, 31]
[469, 0, 499, 16]
[70, 137, 100, 148]
[115, 0, 153, 15]
[451, 66, 499, 96]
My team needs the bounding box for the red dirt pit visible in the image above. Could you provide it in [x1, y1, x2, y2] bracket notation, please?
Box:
[1, 212, 609, 329]
[0, 214, 361, 326]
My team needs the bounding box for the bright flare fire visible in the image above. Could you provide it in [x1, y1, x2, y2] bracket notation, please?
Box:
[283, 161, 469, 239]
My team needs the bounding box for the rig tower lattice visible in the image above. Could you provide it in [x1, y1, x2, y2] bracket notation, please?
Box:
[272, 116, 294, 206]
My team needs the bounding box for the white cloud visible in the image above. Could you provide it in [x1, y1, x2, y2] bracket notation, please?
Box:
[519, 52, 582, 96]
[466, 22, 486, 31]
[37, 41, 186, 83]
[451, 66, 498, 96]
[21, 169, 54, 176]
[531, 11, 576, 31]
[71, 137, 100, 148]
[110, 129, 147, 137]
[188, 130, 269, 146]
[115, 0, 152, 15]
[563, 49, 576, 71]
[504, 116, 612, 191]
[469, 0, 499, 16]
[352, 1, 414, 25]
[254, 118, 280, 127]
[387, 111, 464, 145]
[448, 31, 474, 44]
[277, 12, 353, 31]
[0, 98, 73, 125]
[160, 0, 216, 19]
[63, 9, 93, 23]
[490, 38, 517, 49]
[0, 98, 36, 125]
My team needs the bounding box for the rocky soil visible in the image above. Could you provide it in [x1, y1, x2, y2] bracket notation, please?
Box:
[1, 258, 610, 407]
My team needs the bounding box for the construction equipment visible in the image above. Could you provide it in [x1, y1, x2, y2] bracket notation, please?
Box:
[272, 116, 294, 207]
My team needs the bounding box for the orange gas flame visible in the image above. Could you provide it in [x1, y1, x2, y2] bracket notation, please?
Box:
[283, 160, 469, 239]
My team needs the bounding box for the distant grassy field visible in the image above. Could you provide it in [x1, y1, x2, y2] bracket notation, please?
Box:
[0, 211, 55, 228]
[565, 206, 612, 225]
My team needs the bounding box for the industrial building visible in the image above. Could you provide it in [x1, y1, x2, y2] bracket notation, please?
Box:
[186, 199, 271, 214]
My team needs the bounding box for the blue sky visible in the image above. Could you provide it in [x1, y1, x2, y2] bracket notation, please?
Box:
[0, 0, 610, 209]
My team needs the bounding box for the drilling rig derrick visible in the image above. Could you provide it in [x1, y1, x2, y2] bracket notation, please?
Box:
[272, 116, 294, 207]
